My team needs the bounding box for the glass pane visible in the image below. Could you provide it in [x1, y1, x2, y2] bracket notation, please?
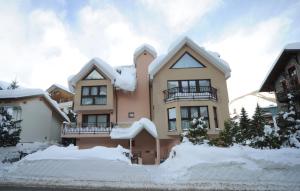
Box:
[180, 107, 189, 118]
[99, 86, 107, 95]
[181, 81, 188, 92]
[97, 115, 107, 123]
[191, 107, 199, 118]
[95, 96, 106, 105]
[85, 70, 104, 80]
[172, 53, 205, 68]
[199, 80, 210, 87]
[87, 115, 96, 126]
[167, 81, 179, 89]
[81, 97, 93, 105]
[168, 108, 176, 120]
[181, 120, 190, 130]
[91, 87, 98, 95]
[82, 87, 89, 96]
[169, 121, 176, 131]
[200, 107, 208, 117]
[189, 81, 196, 92]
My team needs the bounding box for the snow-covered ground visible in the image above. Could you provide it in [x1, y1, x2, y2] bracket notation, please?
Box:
[1, 142, 300, 190]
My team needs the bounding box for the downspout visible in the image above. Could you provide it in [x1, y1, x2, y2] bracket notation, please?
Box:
[149, 74, 152, 120]
[115, 87, 118, 124]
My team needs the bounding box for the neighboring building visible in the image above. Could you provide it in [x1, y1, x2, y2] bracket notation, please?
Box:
[47, 84, 74, 114]
[0, 89, 69, 143]
[63, 37, 231, 164]
[229, 91, 277, 119]
[260, 42, 300, 118]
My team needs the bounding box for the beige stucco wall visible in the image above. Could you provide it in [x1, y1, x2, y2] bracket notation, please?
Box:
[0, 97, 62, 143]
[116, 51, 154, 124]
[73, 71, 115, 125]
[151, 45, 230, 139]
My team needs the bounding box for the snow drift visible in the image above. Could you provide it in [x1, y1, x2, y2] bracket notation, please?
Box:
[22, 145, 130, 163]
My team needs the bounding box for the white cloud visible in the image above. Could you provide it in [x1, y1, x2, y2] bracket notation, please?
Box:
[141, 0, 221, 34]
[203, 16, 292, 100]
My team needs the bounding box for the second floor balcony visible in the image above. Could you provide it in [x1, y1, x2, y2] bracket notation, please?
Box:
[163, 86, 218, 103]
[62, 122, 114, 136]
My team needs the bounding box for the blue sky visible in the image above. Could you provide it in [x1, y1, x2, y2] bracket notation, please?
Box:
[0, 0, 299, 100]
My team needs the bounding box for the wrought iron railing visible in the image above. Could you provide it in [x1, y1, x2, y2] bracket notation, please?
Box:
[62, 122, 113, 134]
[163, 86, 217, 102]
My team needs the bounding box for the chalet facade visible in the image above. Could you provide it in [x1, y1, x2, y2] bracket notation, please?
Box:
[260, 43, 300, 117]
[62, 37, 231, 164]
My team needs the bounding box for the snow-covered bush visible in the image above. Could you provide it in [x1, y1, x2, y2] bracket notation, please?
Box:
[210, 119, 239, 147]
[183, 117, 208, 145]
[0, 107, 22, 147]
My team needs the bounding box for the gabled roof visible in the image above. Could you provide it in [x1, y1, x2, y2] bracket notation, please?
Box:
[68, 58, 137, 92]
[148, 36, 231, 79]
[259, 42, 300, 92]
[68, 58, 118, 92]
[0, 89, 69, 122]
[110, 118, 157, 139]
[47, 84, 74, 95]
[134, 44, 157, 63]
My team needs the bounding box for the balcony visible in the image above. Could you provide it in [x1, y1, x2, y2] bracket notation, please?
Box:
[276, 77, 300, 103]
[62, 122, 113, 137]
[163, 86, 217, 103]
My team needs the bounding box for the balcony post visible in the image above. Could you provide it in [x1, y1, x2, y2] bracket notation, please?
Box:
[156, 138, 160, 165]
[129, 138, 133, 156]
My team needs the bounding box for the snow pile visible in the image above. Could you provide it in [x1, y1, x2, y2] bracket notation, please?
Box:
[110, 118, 157, 139]
[162, 141, 300, 173]
[134, 44, 157, 62]
[149, 36, 231, 79]
[114, 66, 136, 92]
[0, 81, 10, 90]
[0, 89, 69, 122]
[22, 144, 130, 163]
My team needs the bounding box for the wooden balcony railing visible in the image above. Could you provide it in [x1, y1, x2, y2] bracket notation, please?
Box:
[163, 86, 217, 102]
[62, 122, 113, 135]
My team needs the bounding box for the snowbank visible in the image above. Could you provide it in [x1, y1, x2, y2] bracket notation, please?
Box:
[110, 118, 157, 139]
[162, 141, 300, 173]
[22, 145, 130, 163]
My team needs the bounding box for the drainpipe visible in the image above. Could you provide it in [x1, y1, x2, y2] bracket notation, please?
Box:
[115, 87, 118, 125]
[149, 74, 152, 120]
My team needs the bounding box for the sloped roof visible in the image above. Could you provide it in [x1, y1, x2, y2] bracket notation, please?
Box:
[260, 42, 300, 92]
[47, 84, 74, 95]
[110, 118, 157, 139]
[68, 58, 137, 92]
[148, 36, 231, 79]
[0, 89, 69, 122]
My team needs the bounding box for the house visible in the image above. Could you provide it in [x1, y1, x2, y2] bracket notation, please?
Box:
[63, 37, 231, 164]
[260, 42, 300, 118]
[0, 89, 69, 143]
[47, 84, 74, 114]
[229, 91, 277, 119]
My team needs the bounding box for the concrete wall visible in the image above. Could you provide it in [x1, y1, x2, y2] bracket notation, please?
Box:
[151, 45, 230, 139]
[0, 97, 62, 143]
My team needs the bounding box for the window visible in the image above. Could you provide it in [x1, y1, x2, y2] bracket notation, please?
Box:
[180, 106, 209, 130]
[168, 108, 176, 131]
[213, 106, 219, 129]
[84, 69, 104, 80]
[82, 114, 110, 127]
[167, 80, 211, 92]
[171, 52, 205, 69]
[81, 86, 107, 105]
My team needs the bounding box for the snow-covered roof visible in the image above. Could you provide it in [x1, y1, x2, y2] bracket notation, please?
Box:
[68, 58, 136, 92]
[148, 36, 231, 79]
[0, 81, 10, 90]
[110, 118, 157, 139]
[0, 89, 69, 122]
[47, 84, 74, 95]
[260, 42, 300, 92]
[134, 44, 157, 63]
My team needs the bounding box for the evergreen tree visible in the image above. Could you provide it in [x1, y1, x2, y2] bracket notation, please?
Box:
[185, 117, 208, 144]
[0, 107, 22, 147]
[213, 119, 239, 147]
[261, 124, 281, 149]
[250, 104, 266, 148]
[7, 80, 19, 90]
[238, 107, 251, 144]
[276, 93, 300, 148]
